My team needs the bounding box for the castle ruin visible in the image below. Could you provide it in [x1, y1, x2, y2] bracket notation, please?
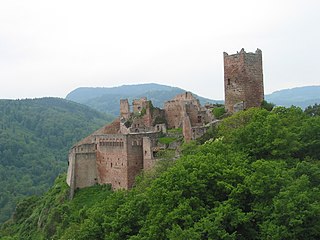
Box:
[67, 92, 213, 197]
[224, 48, 264, 112]
[67, 48, 265, 196]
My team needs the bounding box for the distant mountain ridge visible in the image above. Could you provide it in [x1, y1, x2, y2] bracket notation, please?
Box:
[265, 85, 320, 109]
[66, 84, 320, 115]
[66, 83, 223, 116]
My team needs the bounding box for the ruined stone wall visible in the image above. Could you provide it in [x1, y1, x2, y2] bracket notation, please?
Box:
[131, 118, 148, 133]
[142, 134, 160, 170]
[173, 92, 201, 107]
[224, 48, 264, 113]
[153, 123, 166, 133]
[164, 92, 204, 129]
[201, 108, 213, 123]
[95, 134, 128, 190]
[69, 143, 98, 189]
[151, 108, 166, 126]
[191, 126, 208, 140]
[132, 97, 148, 113]
[142, 103, 152, 127]
[74, 152, 97, 188]
[68, 132, 158, 192]
[66, 151, 75, 187]
[164, 100, 184, 128]
[142, 137, 154, 170]
[182, 115, 192, 143]
[127, 100, 154, 132]
[185, 103, 202, 127]
[120, 99, 130, 119]
[126, 134, 144, 188]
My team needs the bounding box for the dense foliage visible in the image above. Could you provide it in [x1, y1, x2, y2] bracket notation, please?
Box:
[1, 106, 320, 239]
[212, 107, 226, 119]
[0, 98, 112, 223]
[305, 103, 320, 116]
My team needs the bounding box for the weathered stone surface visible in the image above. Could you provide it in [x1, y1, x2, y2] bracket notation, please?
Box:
[164, 92, 211, 130]
[120, 99, 130, 120]
[182, 115, 192, 143]
[224, 48, 264, 113]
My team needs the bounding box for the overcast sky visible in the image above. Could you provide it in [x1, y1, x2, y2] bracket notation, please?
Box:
[0, 0, 319, 100]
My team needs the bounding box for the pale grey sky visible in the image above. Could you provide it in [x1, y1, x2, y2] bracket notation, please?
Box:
[0, 0, 319, 100]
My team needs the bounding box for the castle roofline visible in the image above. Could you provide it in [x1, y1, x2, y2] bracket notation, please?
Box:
[224, 48, 261, 57]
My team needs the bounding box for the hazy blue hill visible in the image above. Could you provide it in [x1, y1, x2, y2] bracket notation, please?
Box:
[0, 98, 111, 223]
[266, 85, 320, 108]
[66, 84, 320, 115]
[66, 83, 223, 116]
[66, 83, 181, 103]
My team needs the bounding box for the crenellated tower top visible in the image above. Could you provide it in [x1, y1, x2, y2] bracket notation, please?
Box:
[223, 48, 264, 112]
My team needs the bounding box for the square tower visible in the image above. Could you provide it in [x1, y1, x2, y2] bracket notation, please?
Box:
[224, 48, 264, 113]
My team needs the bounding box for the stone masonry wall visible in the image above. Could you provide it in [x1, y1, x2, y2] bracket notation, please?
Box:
[95, 134, 128, 190]
[164, 92, 204, 129]
[126, 134, 144, 188]
[224, 48, 264, 112]
[164, 101, 184, 128]
[142, 135, 160, 170]
[132, 97, 148, 113]
[182, 115, 192, 143]
[74, 152, 97, 188]
[120, 99, 130, 119]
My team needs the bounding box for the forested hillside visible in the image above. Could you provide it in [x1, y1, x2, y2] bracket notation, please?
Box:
[0, 98, 112, 223]
[66, 83, 222, 116]
[1, 105, 319, 239]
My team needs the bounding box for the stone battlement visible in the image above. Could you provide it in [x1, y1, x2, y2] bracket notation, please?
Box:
[224, 48, 264, 113]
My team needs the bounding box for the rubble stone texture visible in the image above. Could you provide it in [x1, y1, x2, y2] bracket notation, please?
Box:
[224, 48, 264, 113]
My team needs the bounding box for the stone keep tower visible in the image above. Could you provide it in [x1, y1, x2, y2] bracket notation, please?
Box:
[224, 48, 264, 113]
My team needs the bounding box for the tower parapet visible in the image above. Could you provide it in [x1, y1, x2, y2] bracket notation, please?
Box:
[224, 48, 264, 112]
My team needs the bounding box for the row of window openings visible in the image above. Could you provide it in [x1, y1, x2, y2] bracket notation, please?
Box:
[99, 142, 124, 147]
[77, 147, 94, 152]
[109, 162, 139, 167]
[99, 158, 139, 167]
[99, 138, 123, 141]
[98, 139, 141, 146]
[132, 140, 142, 146]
